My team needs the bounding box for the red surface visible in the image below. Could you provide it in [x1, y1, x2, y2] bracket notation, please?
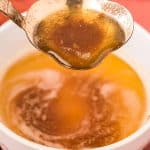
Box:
[0, 0, 36, 24]
[114, 0, 150, 32]
[0, 0, 150, 149]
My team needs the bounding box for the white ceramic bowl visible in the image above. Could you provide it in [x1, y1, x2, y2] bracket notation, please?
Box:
[0, 21, 150, 150]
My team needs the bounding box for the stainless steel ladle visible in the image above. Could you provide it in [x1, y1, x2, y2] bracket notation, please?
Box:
[0, 0, 133, 69]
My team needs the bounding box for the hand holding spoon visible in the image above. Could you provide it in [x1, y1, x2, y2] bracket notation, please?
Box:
[0, 0, 133, 69]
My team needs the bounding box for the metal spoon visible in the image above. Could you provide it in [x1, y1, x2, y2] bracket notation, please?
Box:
[0, 0, 133, 69]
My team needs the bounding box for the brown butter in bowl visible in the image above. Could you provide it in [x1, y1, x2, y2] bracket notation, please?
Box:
[0, 52, 146, 149]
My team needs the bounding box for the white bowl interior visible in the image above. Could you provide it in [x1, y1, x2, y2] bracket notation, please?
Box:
[0, 21, 150, 150]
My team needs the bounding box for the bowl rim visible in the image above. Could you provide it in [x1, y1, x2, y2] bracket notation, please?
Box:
[0, 20, 150, 150]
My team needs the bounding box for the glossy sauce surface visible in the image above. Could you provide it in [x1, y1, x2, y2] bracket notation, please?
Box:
[34, 9, 125, 69]
[0, 52, 146, 149]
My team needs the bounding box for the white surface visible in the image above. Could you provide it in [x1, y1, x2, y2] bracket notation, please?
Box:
[0, 21, 150, 150]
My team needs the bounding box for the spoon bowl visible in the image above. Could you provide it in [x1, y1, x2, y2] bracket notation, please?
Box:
[0, 0, 133, 69]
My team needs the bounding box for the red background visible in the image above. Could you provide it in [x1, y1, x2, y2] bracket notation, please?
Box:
[0, 0, 150, 149]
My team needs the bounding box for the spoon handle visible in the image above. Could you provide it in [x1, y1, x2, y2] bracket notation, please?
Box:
[67, 0, 83, 8]
[0, 0, 24, 27]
